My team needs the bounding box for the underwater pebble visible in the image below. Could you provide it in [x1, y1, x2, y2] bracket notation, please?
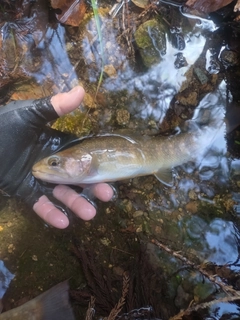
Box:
[143, 183, 153, 191]
[116, 109, 130, 125]
[32, 255, 38, 261]
[133, 210, 144, 218]
[136, 225, 143, 233]
[188, 190, 198, 200]
[100, 237, 111, 246]
[97, 225, 107, 234]
[7, 244, 15, 253]
[121, 199, 133, 213]
[185, 201, 198, 214]
[104, 64, 117, 78]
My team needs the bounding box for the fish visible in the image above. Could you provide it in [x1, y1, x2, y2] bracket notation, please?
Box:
[0, 281, 75, 320]
[32, 117, 224, 187]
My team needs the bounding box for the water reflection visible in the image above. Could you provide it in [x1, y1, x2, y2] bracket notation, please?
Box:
[28, 24, 78, 91]
[205, 219, 239, 265]
[82, 12, 218, 123]
[183, 216, 239, 265]
[0, 10, 78, 93]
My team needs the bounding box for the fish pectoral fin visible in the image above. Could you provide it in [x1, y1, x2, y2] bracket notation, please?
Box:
[35, 280, 75, 320]
[154, 169, 174, 187]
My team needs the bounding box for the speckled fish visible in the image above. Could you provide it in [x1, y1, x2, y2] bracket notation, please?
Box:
[0, 281, 75, 320]
[32, 121, 222, 187]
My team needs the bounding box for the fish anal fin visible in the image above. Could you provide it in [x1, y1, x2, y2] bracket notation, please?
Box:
[154, 169, 173, 187]
[36, 280, 75, 320]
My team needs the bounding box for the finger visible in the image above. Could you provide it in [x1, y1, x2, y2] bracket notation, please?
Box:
[90, 183, 114, 202]
[53, 185, 97, 221]
[51, 86, 85, 116]
[33, 195, 69, 229]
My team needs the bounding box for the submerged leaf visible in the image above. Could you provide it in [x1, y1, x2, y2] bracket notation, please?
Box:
[186, 0, 234, 13]
[50, 0, 86, 26]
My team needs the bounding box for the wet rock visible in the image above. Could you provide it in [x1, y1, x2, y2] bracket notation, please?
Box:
[194, 67, 209, 84]
[220, 49, 239, 67]
[175, 284, 191, 309]
[51, 109, 92, 136]
[170, 28, 186, 51]
[174, 52, 188, 69]
[134, 19, 167, 68]
[177, 90, 198, 107]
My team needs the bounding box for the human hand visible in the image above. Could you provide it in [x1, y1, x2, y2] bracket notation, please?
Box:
[0, 86, 113, 228]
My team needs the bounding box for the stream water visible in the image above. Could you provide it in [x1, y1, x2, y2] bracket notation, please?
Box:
[1, 1, 240, 319]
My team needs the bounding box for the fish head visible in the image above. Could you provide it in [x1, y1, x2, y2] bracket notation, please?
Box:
[32, 147, 93, 184]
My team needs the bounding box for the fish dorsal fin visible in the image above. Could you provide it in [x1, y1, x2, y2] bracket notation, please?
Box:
[154, 169, 174, 187]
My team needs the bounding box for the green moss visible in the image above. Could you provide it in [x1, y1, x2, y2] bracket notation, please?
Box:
[51, 109, 92, 137]
[134, 19, 167, 67]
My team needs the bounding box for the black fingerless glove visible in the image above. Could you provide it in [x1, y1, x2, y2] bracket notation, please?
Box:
[0, 97, 75, 207]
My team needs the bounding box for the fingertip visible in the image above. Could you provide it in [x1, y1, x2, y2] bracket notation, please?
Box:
[53, 185, 97, 221]
[46, 210, 69, 229]
[92, 183, 114, 202]
[51, 86, 85, 116]
[33, 195, 69, 229]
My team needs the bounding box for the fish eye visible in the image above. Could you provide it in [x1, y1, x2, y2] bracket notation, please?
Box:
[48, 156, 60, 167]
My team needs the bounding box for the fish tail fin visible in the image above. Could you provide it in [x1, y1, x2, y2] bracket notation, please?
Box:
[36, 280, 75, 320]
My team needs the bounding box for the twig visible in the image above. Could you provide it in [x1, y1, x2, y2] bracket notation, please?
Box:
[85, 296, 96, 320]
[151, 238, 240, 297]
[107, 271, 130, 320]
[170, 295, 240, 320]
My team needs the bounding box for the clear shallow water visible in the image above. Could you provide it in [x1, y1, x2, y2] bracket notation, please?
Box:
[1, 2, 240, 319]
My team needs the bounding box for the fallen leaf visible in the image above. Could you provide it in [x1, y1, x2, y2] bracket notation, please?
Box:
[186, 0, 234, 13]
[50, 0, 86, 26]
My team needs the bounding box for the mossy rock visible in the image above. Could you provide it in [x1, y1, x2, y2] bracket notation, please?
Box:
[134, 19, 167, 68]
[51, 109, 92, 137]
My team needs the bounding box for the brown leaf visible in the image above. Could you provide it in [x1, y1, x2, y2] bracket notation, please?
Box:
[50, 0, 86, 26]
[186, 0, 234, 13]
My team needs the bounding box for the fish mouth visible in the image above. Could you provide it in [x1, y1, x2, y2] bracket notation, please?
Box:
[32, 169, 67, 184]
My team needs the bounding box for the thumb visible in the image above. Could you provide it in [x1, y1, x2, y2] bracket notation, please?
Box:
[51, 86, 85, 116]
